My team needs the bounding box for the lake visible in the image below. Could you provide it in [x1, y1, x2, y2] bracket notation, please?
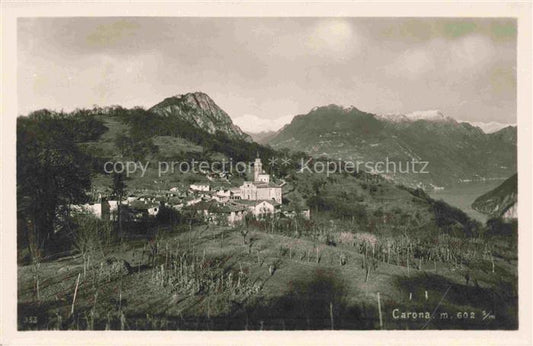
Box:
[428, 180, 505, 223]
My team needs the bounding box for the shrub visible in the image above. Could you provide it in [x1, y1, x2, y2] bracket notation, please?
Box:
[336, 232, 355, 246]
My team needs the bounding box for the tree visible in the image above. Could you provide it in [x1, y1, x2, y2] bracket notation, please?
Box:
[311, 176, 327, 214]
[239, 226, 249, 244]
[17, 111, 92, 257]
[72, 213, 112, 277]
[114, 133, 158, 161]
[111, 172, 127, 240]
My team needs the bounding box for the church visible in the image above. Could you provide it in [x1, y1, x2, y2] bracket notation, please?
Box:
[239, 156, 282, 204]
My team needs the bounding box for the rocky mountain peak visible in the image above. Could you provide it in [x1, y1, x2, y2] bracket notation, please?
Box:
[405, 110, 449, 122]
[309, 104, 361, 114]
[176, 92, 217, 112]
[149, 91, 251, 142]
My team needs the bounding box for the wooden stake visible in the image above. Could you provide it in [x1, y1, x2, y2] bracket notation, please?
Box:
[377, 292, 383, 329]
[34, 262, 41, 302]
[329, 302, 334, 330]
[36, 276, 40, 301]
[83, 255, 87, 278]
[397, 251, 400, 265]
[93, 291, 99, 309]
[71, 273, 81, 316]
[207, 296, 210, 320]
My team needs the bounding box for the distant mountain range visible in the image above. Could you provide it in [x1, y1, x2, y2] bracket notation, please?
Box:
[377, 109, 455, 123]
[487, 125, 517, 145]
[247, 130, 279, 144]
[472, 173, 517, 219]
[246, 111, 514, 136]
[33, 91, 515, 191]
[460, 120, 516, 134]
[150, 92, 252, 142]
[266, 105, 516, 188]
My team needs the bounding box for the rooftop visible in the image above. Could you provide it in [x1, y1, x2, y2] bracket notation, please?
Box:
[243, 181, 282, 188]
[186, 200, 247, 213]
[231, 199, 281, 207]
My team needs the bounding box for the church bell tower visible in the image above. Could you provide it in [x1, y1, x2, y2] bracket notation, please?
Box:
[254, 154, 262, 182]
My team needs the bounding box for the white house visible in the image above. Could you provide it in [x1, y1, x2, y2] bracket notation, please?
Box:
[70, 199, 116, 220]
[186, 200, 246, 225]
[213, 189, 231, 202]
[232, 200, 280, 217]
[190, 184, 210, 192]
[216, 189, 231, 198]
[249, 200, 279, 216]
[71, 203, 104, 219]
[230, 187, 242, 200]
[185, 197, 203, 206]
[281, 205, 311, 220]
[148, 206, 160, 216]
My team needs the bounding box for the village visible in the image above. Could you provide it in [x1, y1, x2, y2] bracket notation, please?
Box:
[72, 157, 310, 226]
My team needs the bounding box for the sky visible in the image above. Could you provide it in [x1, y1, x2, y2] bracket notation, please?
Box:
[18, 17, 516, 132]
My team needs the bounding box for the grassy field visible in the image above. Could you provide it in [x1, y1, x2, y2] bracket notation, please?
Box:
[18, 224, 517, 330]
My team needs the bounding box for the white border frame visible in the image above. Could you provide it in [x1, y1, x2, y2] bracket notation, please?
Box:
[1, 2, 532, 345]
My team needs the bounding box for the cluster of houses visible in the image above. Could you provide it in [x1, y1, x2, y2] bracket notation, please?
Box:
[72, 157, 310, 225]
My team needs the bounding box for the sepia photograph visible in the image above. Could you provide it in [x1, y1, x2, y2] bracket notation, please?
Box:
[1, 2, 532, 345]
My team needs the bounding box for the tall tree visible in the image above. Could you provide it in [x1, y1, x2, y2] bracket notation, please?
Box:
[17, 111, 92, 257]
[111, 172, 126, 240]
